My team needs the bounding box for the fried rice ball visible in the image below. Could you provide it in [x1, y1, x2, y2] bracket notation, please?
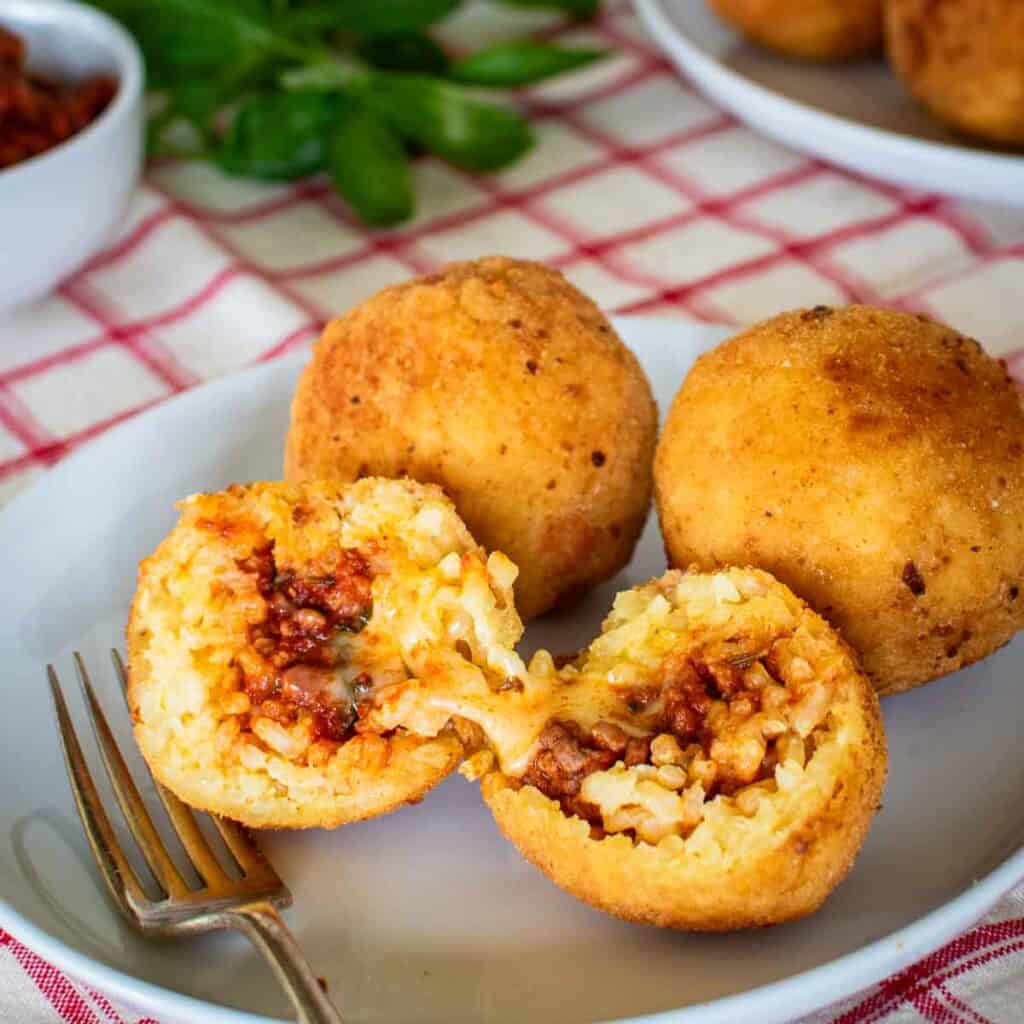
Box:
[709, 0, 882, 61]
[284, 257, 658, 622]
[127, 478, 524, 829]
[372, 568, 885, 930]
[655, 306, 1024, 696]
[885, 0, 1024, 146]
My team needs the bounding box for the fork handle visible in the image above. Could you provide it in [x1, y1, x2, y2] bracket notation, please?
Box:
[226, 901, 344, 1024]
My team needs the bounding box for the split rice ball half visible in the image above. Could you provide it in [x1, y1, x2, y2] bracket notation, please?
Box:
[127, 478, 524, 829]
[368, 568, 887, 930]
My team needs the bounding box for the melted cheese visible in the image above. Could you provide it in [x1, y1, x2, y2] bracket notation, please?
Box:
[367, 652, 650, 775]
[364, 560, 810, 782]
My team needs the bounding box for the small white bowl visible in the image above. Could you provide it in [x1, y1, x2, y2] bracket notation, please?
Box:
[0, 0, 144, 312]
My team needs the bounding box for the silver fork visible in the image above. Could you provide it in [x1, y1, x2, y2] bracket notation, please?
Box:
[48, 651, 344, 1024]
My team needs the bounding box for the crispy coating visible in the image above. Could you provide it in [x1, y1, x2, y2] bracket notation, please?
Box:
[479, 568, 886, 930]
[885, 0, 1024, 146]
[127, 478, 524, 829]
[709, 0, 882, 61]
[655, 306, 1024, 696]
[284, 257, 658, 621]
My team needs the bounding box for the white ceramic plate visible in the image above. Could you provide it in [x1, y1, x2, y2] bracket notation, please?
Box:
[634, 0, 1024, 207]
[2, 317, 1024, 1024]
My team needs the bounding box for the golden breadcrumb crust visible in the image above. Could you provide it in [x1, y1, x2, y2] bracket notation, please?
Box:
[284, 256, 657, 621]
[127, 478, 521, 829]
[709, 0, 882, 61]
[655, 306, 1024, 696]
[885, 0, 1024, 146]
[477, 568, 887, 930]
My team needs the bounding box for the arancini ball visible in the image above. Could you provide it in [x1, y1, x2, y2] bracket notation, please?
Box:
[709, 0, 882, 61]
[127, 478, 525, 829]
[376, 568, 886, 930]
[655, 306, 1024, 696]
[885, 0, 1024, 147]
[284, 257, 658, 622]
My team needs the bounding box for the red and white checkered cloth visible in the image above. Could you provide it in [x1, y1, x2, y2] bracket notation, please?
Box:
[2, 1, 1023, 1020]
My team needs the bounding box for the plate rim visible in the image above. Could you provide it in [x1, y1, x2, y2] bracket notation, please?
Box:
[634, 0, 1024, 208]
[1, 318, 1022, 1024]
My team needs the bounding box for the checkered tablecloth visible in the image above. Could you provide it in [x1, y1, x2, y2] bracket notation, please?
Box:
[2, 1, 1024, 1020]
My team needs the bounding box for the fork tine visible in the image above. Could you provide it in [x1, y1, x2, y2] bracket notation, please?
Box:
[155, 786, 231, 889]
[73, 652, 190, 900]
[109, 651, 229, 888]
[111, 655, 278, 888]
[111, 651, 280, 889]
[109, 648, 130, 700]
[211, 817, 283, 889]
[111, 651, 279, 887]
[48, 666, 148, 920]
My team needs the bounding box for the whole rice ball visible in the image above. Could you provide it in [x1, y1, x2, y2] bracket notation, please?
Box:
[285, 257, 658, 621]
[885, 0, 1024, 146]
[655, 305, 1024, 696]
[709, 0, 882, 61]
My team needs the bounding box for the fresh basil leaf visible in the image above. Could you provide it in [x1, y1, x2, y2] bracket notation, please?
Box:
[146, 71, 236, 155]
[280, 56, 366, 92]
[328, 104, 414, 226]
[368, 74, 532, 171]
[450, 42, 605, 86]
[166, 78, 232, 130]
[358, 33, 449, 74]
[88, 0, 302, 85]
[216, 92, 337, 179]
[280, 0, 462, 38]
[496, 0, 599, 19]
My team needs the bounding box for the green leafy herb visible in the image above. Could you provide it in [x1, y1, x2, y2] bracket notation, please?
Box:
[217, 92, 338, 180]
[369, 74, 533, 172]
[86, 0, 609, 226]
[277, 0, 461, 39]
[89, 0, 303, 85]
[280, 57, 366, 93]
[496, 0, 600, 20]
[328, 103, 414, 226]
[358, 33, 449, 75]
[450, 42, 606, 86]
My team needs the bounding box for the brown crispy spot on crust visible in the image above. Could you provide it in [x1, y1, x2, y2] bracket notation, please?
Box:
[902, 560, 926, 596]
[802, 305, 833, 322]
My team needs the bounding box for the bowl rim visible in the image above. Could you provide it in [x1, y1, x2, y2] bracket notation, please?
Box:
[0, 0, 144, 185]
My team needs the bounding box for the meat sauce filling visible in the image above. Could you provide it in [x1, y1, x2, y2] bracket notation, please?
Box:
[521, 654, 791, 831]
[234, 546, 374, 743]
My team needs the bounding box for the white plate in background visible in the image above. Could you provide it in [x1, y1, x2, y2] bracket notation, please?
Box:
[635, 0, 1024, 207]
[1, 317, 1023, 1024]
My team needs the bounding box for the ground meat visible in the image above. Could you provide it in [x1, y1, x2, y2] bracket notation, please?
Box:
[0, 26, 117, 169]
[276, 552, 373, 623]
[659, 656, 764, 741]
[525, 653, 788, 826]
[0, 26, 24, 66]
[660, 658, 714, 739]
[235, 545, 374, 742]
[521, 721, 618, 821]
[622, 735, 651, 766]
[622, 685, 660, 714]
[590, 720, 628, 754]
